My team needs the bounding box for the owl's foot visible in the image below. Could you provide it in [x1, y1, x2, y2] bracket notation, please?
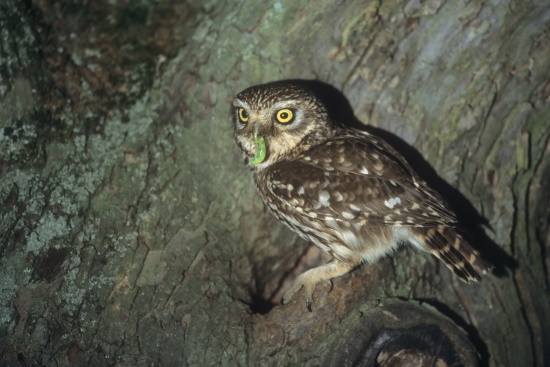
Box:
[281, 261, 357, 311]
[281, 273, 332, 311]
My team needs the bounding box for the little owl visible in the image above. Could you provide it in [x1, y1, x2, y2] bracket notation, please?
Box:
[232, 80, 491, 309]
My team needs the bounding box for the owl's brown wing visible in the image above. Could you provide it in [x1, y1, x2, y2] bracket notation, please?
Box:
[265, 136, 458, 227]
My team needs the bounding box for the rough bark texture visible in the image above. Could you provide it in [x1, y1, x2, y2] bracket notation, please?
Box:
[1, 0, 549, 366]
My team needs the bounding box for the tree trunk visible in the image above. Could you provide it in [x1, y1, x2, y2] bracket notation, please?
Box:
[1, 0, 549, 366]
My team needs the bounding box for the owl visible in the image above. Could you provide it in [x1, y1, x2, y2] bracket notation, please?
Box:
[232, 80, 492, 309]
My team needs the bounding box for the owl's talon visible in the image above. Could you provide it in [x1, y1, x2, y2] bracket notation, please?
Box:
[281, 273, 319, 310]
[282, 262, 357, 309]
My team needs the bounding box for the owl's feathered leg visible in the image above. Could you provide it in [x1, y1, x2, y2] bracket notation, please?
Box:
[282, 259, 359, 310]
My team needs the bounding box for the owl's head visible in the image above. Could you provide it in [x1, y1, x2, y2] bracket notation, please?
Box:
[232, 81, 334, 169]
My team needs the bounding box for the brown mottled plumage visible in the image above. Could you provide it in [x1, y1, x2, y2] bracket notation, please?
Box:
[232, 81, 491, 308]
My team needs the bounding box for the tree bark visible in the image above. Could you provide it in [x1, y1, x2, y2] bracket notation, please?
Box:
[1, 0, 549, 366]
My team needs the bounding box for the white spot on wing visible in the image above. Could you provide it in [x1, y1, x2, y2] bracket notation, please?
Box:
[384, 197, 402, 209]
[360, 166, 369, 174]
[342, 211, 355, 220]
[349, 203, 361, 211]
[319, 190, 330, 206]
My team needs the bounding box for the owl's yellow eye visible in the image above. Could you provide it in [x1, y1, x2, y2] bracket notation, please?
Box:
[238, 108, 249, 123]
[275, 109, 294, 124]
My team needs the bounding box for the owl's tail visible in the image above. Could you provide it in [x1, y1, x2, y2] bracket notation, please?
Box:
[417, 226, 492, 283]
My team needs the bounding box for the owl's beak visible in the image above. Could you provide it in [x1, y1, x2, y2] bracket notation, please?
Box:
[253, 121, 272, 139]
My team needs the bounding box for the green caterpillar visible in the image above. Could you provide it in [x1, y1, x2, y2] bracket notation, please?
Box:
[250, 136, 266, 165]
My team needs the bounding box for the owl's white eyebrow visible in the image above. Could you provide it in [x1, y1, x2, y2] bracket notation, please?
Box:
[272, 100, 300, 109]
[232, 99, 248, 108]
